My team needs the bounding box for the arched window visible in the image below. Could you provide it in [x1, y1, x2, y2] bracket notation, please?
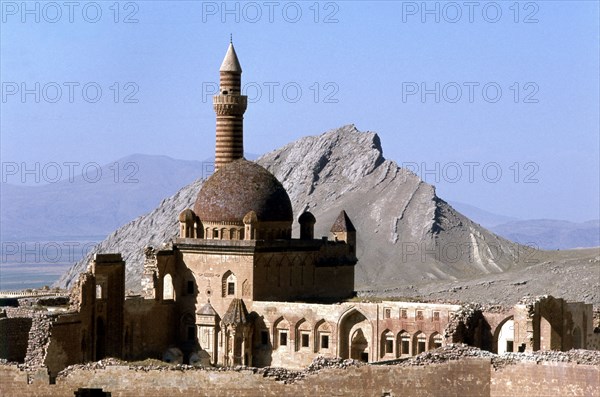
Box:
[295, 319, 311, 351]
[430, 333, 443, 350]
[315, 320, 331, 353]
[222, 271, 236, 297]
[398, 331, 411, 356]
[414, 332, 426, 355]
[381, 330, 394, 357]
[242, 279, 250, 297]
[273, 317, 290, 350]
[163, 274, 174, 300]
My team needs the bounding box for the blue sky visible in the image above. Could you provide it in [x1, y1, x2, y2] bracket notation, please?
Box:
[1, 0, 599, 222]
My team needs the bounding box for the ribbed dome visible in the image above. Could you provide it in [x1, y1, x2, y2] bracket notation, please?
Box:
[194, 159, 293, 223]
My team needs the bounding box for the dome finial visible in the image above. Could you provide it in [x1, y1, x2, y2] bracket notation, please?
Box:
[230, 33, 232, 44]
[220, 40, 242, 73]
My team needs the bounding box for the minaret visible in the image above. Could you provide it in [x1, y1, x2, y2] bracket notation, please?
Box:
[213, 41, 247, 171]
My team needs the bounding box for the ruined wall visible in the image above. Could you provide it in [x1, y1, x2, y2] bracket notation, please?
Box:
[0, 359, 489, 397]
[44, 314, 84, 379]
[123, 298, 178, 360]
[1, 359, 598, 397]
[587, 332, 600, 350]
[491, 361, 599, 397]
[0, 317, 32, 362]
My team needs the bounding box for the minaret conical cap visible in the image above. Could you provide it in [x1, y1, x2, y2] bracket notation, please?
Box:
[220, 42, 242, 73]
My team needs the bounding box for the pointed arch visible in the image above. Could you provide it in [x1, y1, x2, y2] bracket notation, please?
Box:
[429, 332, 443, 350]
[338, 307, 371, 362]
[222, 271, 236, 297]
[314, 319, 333, 353]
[413, 331, 426, 355]
[163, 274, 174, 300]
[273, 316, 290, 350]
[295, 318, 312, 351]
[397, 330, 411, 357]
[380, 329, 394, 358]
[242, 279, 251, 297]
[493, 316, 515, 354]
[180, 312, 196, 342]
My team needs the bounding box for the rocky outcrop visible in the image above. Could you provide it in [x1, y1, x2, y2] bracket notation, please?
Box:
[56, 125, 525, 292]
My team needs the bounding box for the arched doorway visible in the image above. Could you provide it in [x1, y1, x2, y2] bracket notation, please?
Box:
[95, 317, 106, 360]
[494, 318, 515, 354]
[351, 329, 369, 361]
[492, 316, 515, 354]
[538, 315, 561, 351]
[338, 309, 371, 362]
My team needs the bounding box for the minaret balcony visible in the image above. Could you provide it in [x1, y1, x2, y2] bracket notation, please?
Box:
[213, 95, 248, 115]
[213, 95, 247, 106]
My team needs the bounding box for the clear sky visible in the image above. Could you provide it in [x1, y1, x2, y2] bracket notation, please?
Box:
[1, 0, 599, 222]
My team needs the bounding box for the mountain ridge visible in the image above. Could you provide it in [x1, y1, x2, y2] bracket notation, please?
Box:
[56, 125, 532, 292]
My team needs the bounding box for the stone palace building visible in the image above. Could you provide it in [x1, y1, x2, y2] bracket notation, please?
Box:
[0, 43, 597, 380]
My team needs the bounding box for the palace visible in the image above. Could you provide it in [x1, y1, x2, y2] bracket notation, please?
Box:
[0, 43, 597, 381]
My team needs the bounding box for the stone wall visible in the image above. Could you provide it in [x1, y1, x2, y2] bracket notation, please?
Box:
[491, 361, 599, 397]
[588, 332, 600, 351]
[123, 298, 178, 361]
[1, 358, 598, 397]
[45, 314, 85, 379]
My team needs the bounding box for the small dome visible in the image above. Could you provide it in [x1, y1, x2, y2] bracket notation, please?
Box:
[243, 211, 258, 224]
[298, 211, 316, 224]
[194, 159, 293, 224]
[178, 208, 196, 222]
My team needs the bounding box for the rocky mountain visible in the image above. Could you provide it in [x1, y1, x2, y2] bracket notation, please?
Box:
[57, 125, 532, 293]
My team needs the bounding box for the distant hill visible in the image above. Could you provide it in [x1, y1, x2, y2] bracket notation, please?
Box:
[0, 154, 209, 240]
[448, 201, 519, 228]
[490, 219, 600, 250]
[449, 202, 599, 250]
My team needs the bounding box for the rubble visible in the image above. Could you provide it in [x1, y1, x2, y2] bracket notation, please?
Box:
[377, 343, 600, 369]
[444, 303, 484, 342]
[55, 356, 364, 384]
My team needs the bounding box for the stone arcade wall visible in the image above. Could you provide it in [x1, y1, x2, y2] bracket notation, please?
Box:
[1, 358, 598, 397]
